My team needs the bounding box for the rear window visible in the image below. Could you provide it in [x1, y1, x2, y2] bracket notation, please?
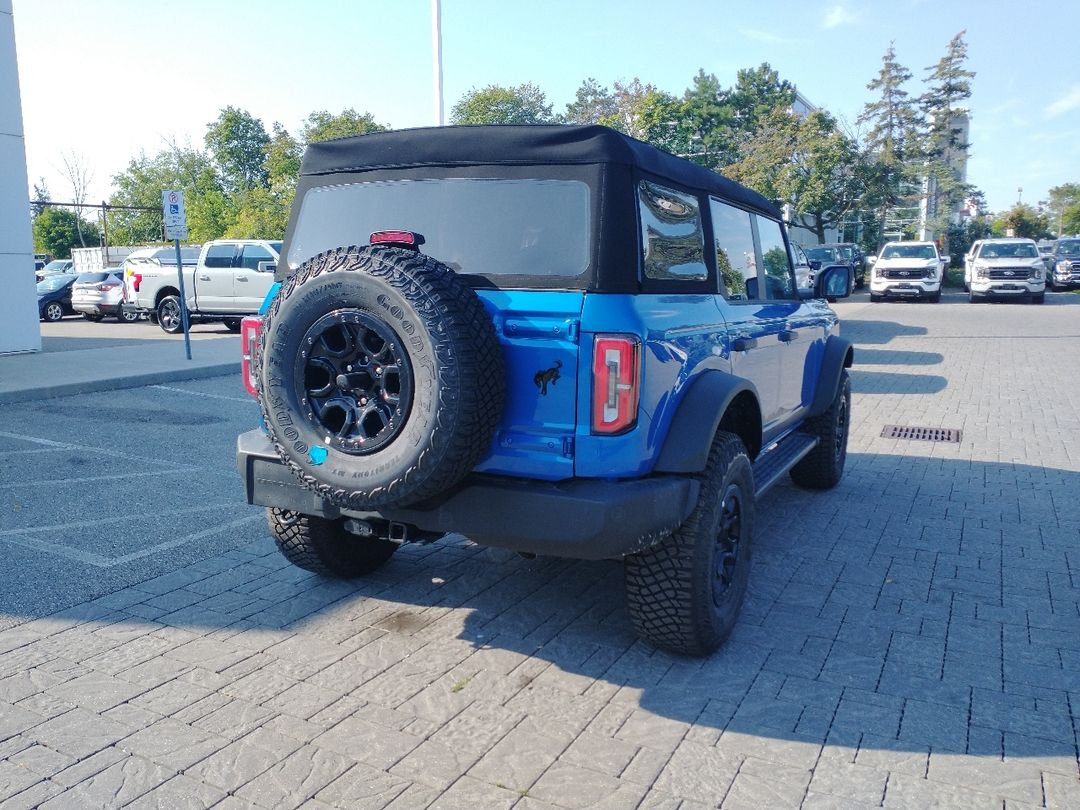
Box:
[75, 272, 113, 283]
[288, 178, 590, 278]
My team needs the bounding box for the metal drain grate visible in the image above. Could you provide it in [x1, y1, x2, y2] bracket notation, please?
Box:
[881, 425, 962, 443]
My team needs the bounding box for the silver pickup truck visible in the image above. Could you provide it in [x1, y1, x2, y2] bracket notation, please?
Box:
[124, 239, 281, 333]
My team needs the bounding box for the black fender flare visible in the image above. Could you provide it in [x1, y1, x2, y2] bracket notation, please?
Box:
[653, 372, 761, 474]
[807, 335, 854, 418]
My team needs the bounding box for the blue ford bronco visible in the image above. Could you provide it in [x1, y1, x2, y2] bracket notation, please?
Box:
[237, 125, 853, 655]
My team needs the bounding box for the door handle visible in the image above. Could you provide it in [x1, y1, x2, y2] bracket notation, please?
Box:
[732, 337, 758, 352]
[779, 329, 799, 342]
[199, 275, 211, 281]
[236, 276, 248, 282]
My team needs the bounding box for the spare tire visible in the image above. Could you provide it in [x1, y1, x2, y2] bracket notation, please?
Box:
[257, 245, 505, 510]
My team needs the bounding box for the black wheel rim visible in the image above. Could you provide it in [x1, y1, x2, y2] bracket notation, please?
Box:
[712, 483, 743, 606]
[295, 309, 413, 455]
[160, 300, 180, 331]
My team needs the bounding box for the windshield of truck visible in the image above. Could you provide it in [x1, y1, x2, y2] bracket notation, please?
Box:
[977, 242, 1038, 259]
[1055, 240, 1080, 255]
[288, 178, 591, 278]
[880, 244, 936, 260]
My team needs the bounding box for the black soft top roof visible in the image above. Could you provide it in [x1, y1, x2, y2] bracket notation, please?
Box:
[300, 124, 781, 219]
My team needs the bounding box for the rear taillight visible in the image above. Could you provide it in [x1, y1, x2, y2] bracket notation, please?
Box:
[592, 335, 640, 435]
[98, 282, 120, 292]
[132, 273, 142, 292]
[241, 316, 263, 397]
[370, 230, 424, 250]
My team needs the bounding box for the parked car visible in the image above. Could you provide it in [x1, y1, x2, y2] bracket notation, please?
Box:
[71, 270, 140, 322]
[237, 123, 854, 656]
[869, 241, 945, 302]
[1047, 237, 1080, 290]
[964, 238, 1045, 304]
[125, 240, 279, 333]
[803, 244, 862, 290]
[37, 274, 78, 321]
[36, 259, 74, 282]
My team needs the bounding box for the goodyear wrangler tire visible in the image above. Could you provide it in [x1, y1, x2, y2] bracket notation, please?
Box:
[624, 431, 755, 656]
[258, 245, 505, 510]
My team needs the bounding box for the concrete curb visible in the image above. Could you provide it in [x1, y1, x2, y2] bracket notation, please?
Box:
[0, 362, 240, 404]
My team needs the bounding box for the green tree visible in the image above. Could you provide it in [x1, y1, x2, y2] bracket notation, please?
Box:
[858, 43, 921, 248]
[918, 31, 975, 251]
[725, 109, 865, 243]
[1045, 183, 1080, 236]
[205, 106, 271, 193]
[33, 207, 99, 258]
[991, 204, 1051, 239]
[563, 78, 618, 124]
[108, 144, 229, 244]
[727, 64, 796, 138]
[31, 179, 50, 217]
[677, 70, 735, 169]
[450, 83, 554, 125]
[301, 109, 388, 143]
[266, 123, 302, 185]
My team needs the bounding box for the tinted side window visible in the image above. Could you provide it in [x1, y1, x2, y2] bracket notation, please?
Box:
[755, 216, 797, 300]
[638, 181, 707, 282]
[239, 245, 274, 271]
[204, 244, 237, 268]
[710, 199, 757, 299]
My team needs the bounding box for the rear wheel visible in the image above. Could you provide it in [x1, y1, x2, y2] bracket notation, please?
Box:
[156, 296, 183, 334]
[43, 302, 64, 322]
[118, 307, 141, 323]
[790, 370, 849, 490]
[267, 508, 397, 577]
[624, 432, 754, 656]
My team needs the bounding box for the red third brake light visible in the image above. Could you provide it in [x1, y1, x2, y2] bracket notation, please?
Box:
[241, 316, 263, 398]
[370, 230, 424, 250]
[592, 335, 640, 435]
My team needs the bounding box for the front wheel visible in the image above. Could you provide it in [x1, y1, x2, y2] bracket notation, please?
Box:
[624, 432, 754, 656]
[1032, 292, 1045, 305]
[928, 290, 941, 303]
[156, 296, 183, 334]
[790, 370, 850, 490]
[223, 318, 242, 332]
[267, 508, 397, 577]
[869, 292, 882, 303]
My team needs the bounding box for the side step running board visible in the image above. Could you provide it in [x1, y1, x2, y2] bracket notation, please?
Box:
[752, 432, 819, 498]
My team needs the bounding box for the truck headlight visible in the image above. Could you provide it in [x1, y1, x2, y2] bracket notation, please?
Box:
[974, 262, 989, 279]
[1056, 260, 1071, 272]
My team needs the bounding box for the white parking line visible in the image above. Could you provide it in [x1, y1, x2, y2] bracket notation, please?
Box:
[150, 384, 254, 404]
[0, 510, 262, 568]
[0, 430, 189, 469]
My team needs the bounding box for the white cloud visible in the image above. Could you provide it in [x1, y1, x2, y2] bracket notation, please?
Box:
[823, 5, 855, 29]
[1045, 85, 1080, 118]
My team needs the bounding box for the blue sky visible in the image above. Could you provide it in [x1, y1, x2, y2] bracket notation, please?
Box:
[13, 0, 1080, 215]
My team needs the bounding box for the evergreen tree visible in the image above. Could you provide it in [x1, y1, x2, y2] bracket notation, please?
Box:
[918, 31, 975, 251]
[857, 43, 920, 247]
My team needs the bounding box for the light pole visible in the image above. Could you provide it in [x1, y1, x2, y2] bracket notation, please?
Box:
[431, 0, 443, 126]
[1017, 186, 1022, 205]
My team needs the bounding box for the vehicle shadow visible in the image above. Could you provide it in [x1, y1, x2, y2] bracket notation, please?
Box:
[854, 348, 944, 366]
[15, 453, 1068, 763]
[839, 320, 928, 345]
[849, 370, 947, 395]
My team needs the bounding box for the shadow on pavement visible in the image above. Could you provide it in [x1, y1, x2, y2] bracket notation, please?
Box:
[854, 348, 944, 366]
[850, 370, 947, 395]
[6, 454, 1076, 762]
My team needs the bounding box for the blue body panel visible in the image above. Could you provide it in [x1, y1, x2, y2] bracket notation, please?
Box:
[256, 282, 838, 484]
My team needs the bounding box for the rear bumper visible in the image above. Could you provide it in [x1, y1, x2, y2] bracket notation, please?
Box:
[73, 301, 121, 316]
[237, 429, 698, 560]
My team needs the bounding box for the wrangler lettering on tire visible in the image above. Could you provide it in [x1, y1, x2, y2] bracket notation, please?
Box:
[257, 245, 505, 510]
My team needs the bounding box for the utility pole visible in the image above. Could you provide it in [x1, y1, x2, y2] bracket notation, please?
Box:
[432, 0, 443, 126]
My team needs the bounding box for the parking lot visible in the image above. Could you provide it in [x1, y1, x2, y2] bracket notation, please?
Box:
[0, 288, 1078, 809]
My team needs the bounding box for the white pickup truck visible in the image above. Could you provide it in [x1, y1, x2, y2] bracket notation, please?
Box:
[124, 239, 281, 333]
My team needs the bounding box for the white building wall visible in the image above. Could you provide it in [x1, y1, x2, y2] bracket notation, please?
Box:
[0, 0, 40, 354]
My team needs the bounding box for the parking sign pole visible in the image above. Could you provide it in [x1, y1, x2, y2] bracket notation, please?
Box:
[162, 190, 192, 360]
